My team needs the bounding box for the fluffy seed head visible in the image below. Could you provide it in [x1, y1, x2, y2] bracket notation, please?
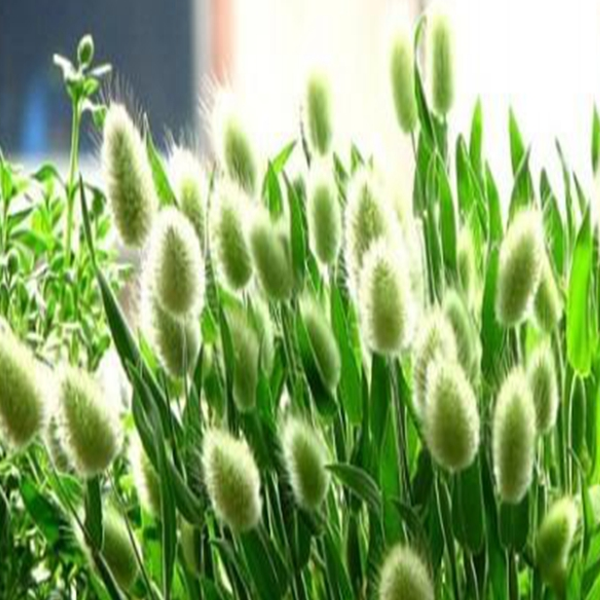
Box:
[496, 209, 545, 327]
[379, 544, 434, 600]
[457, 226, 477, 307]
[307, 160, 342, 266]
[102, 103, 158, 247]
[58, 366, 122, 477]
[412, 310, 457, 413]
[359, 241, 414, 355]
[424, 360, 480, 472]
[202, 429, 262, 532]
[492, 368, 537, 504]
[536, 497, 578, 583]
[305, 71, 333, 156]
[147, 207, 204, 317]
[428, 10, 455, 116]
[251, 297, 275, 375]
[0, 327, 46, 449]
[534, 257, 562, 332]
[228, 309, 260, 412]
[169, 147, 206, 247]
[212, 182, 253, 291]
[301, 297, 341, 392]
[249, 209, 293, 301]
[390, 29, 417, 133]
[101, 508, 140, 590]
[282, 417, 330, 511]
[527, 342, 559, 435]
[129, 434, 161, 515]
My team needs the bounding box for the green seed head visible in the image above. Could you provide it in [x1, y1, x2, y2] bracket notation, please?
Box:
[251, 297, 275, 375]
[102, 104, 158, 247]
[390, 29, 417, 133]
[527, 342, 559, 435]
[58, 366, 122, 478]
[249, 209, 293, 301]
[142, 290, 200, 378]
[412, 309, 457, 413]
[428, 9, 455, 116]
[534, 257, 562, 333]
[379, 544, 434, 600]
[359, 241, 414, 355]
[536, 497, 578, 584]
[202, 429, 262, 532]
[496, 208, 545, 327]
[424, 360, 480, 472]
[493, 368, 537, 504]
[281, 417, 330, 511]
[147, 207, 205, 317]
[300, 297, 341, 392]
[305, 71, 333, 156]
[77, 34, 95, 68]
[180, 520, 202, 574]
[212, 182, 254, 291]
[307, 160, 342, 266]
[102, 508, 140, 590]
[457, 226, 477, 307]
[227, 308, 260, 412]
[169, 147, 206, 247]
[443, 290, 481, 381]
[0, 326, 46, 449]
[129, 433, 161, 516]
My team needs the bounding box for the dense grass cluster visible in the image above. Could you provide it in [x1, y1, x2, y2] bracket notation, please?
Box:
[1, 9, 600, 600]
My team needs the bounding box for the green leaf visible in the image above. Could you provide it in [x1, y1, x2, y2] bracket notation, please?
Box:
[498, 496, 529, 552]
[481, 246, 505, 382]
[436, 154, 458, 277]
[508, 108, 526, 176]
[145, 124, 175, 207]
[592, 105, 600, 174]
[508, 146, 533, 223]
[540, 169, 565, 275]
[285, 175, 306, 290]
[20, 477, 66, 546]
[454, 457, 486, 553]
[85, 476, 104, 550]
[485, 163, 503, 243]
[271, 140, 296, 174]
[327, 463, 382, 517]
[262, 162, 283, 218]
[470, 98, 483, 181]
[369, 353, 390, 451]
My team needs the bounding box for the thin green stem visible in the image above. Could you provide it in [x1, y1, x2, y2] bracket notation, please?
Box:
[508, 550, 519, 600]
[65, 100, 82, 264]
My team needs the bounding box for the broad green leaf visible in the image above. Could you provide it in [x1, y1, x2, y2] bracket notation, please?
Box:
[481, 246, 505, 382]
[470, 98, 483, 181]
[508, 108, 526, 175]
[284, 175, 306, 290]
[485, 163, 503, 243]
[327, 463, 382, 517]
[453, 457, 485, 553]
[145, 124, 175, 207]
[498, 496, 529, 552]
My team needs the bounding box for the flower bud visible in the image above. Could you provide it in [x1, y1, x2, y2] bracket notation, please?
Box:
[379, 544, 434, 600]
[390, 29, 417, 133]
[169, 147, 206, 247]
[359, 241, 414, 355]
[305, 72, 333, 156]
[496, 209, 545, 327]
[129, 434, 161, 516]
[281, 417, 330, 511]
[412, 310, 457, 413]
[428, 10, 455, 116]
[202, 429, 262, 532]
[300, 297, 341, 392]
[249, 209, 293, 301]
[228, 309, 260, 412]
[457, 226, 477, 307]
[534, 257, 562, 333]
[58, 366, 122, 477]
[102, 104, 158, 247]
[0, 327, 46, 449]
[424, 360, 480, 472]
[212, 182, 253, 291]
[527, 342, 558, 435]
[536, 497, 578, 585]
[307, 160, 341, 266]
[101, 508, 140, 590]
[78, 34, 95, 68]
[147, 207, 204, 317]
[492, 368, 536, 504]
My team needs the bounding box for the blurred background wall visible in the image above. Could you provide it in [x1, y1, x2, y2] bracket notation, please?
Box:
[1, 0, 600, 200]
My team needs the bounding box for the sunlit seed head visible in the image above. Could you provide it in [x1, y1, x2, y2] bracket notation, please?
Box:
[201, 429, 262, 532]
[251, 297, 275, 375]
[0, 326, 46, 449]
[496, 208, 545, 327]
[129, 433, 161, 516]
[428, 9, 455, 116]
[305, 71, 333, 156]
[412, 309, 457, 413]
[379, 544, 434, 600]
[300, 297, 341, 392]
[390, 29, 417, 134]
[146, 207, 204, 317]
[457, 226, 477, 307]
[492, 368, 537, 504]
[536, 497, 578, 584]
[534, 257, 562, 333]
[142, 289, 200, 378]
[359, 240, 414, 355]
[180, 521, 202, 575]
[249, 209, 293, 301]
[211, 181, 254, 291]
[227, 308, 260, 413]
[101, 508, 140, 590]
[102, 103, 158, 247]
[527, 342, 559, 435]
[281, 417, 330, 511]
[307, 159, 342, 267]
[424, 360, 480, 472]
[168, 146, 206, 248]
[58, 366, 122, 478]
